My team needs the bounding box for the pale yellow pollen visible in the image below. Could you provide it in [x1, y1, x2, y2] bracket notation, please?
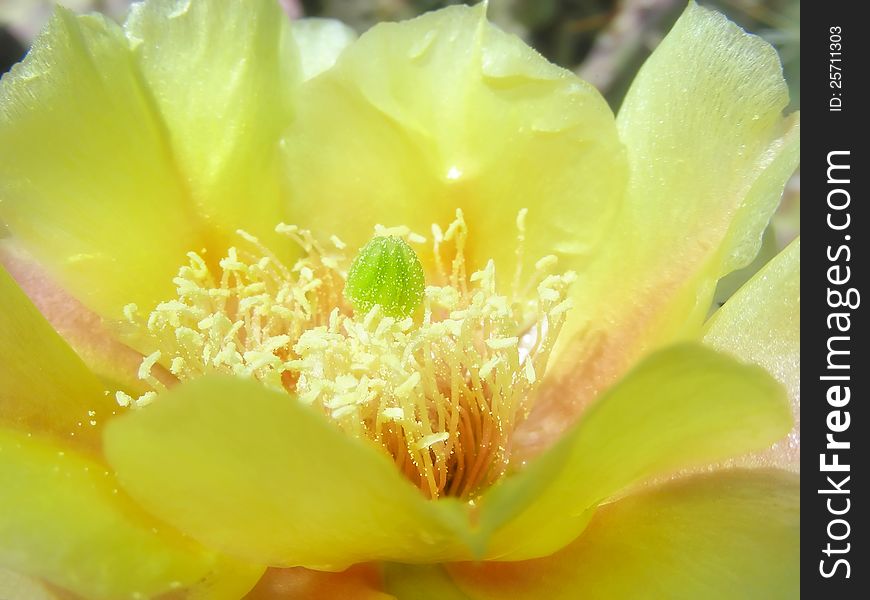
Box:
[121, 210, 575, 499]
[524, 358, 537, 384]
[330, 235, 347, 250]
[535, 255, 559, 271]
[485, 337, 519, 350]
[115, 391, 132, 408]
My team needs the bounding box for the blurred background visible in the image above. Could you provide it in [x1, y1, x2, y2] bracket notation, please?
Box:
[0, 0, 800, 108]
[0, 0, 799, 298]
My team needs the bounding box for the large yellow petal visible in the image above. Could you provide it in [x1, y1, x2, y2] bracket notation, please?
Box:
[0, 265, 114, 454]
[0, 9, 204, 320]
[124, 0, 298, 258]
[0, 428, 262, 600]
[529, 1, 800, 442]
[704, 238, 800, 470]
[282, 4, 626, 285]
[450, 469, 799, 599]
[478, 345, 791, 560]
[608, 0, 800, 336]
[104, 376, 473, 570]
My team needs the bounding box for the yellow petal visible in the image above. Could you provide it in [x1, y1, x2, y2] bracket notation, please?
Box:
[245, 565, 392, 600]
[291, 18, 357, 81]
[478, 344, 791, 560]
[450, 469, 799, 599]
[382, 563, 469, 600]
[104, 376, 473, 569]
[535, 1, 800, 436]
[609, 0, 800, 334]
[282, 4, 626, 284]
[0, 9, 204, 320]
[124, 0, 298, 257]
[0, 265, 114, 454]
[0, 240, 155, 396]
[0, 428, 262, 600]
[713, 226, 779, 307]
[0, 568, 59, 600]
[704, 238, 800, 470]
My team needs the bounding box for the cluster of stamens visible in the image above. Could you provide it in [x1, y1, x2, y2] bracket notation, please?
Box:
[119, 210, 575, 499]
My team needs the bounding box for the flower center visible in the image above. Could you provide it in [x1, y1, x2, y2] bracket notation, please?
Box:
[118, 210, 575, 499]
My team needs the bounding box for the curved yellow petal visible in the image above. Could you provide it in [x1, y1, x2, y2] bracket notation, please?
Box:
[712, 226, 778, 307]
[450, 469, 799, 599]
[124, 0, 299, 257]
[478, 344, 791, 560]
[104, 376, 473, 569]
[0, 240, 155, 396]
[282, 4, 626, 286]
[533, 1, 799, 439]
[608, 0, 800, 335]
[704, 238, 800, 470]
[0, 428, 263, 600]
[291, 18, 357, 81]
[0, 265, 114, 454]
[0, 8, 204, 320]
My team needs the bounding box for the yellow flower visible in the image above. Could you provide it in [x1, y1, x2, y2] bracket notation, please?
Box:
[0, 0, 799, 598]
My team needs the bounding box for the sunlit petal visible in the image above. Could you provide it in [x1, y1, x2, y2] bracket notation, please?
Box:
[530, 1, 800, 444]
[450, 469, 799, 599]
[478, 345, 791, 560]
[0, 428, 262, 600]
[123, 0, 299, 259]
[104, 376, 473, 569]
[0, 9, 205, 320]
[704, 238, 800, 470]
[282, 4, 626, 288]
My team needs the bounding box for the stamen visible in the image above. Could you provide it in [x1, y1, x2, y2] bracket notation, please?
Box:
[121, 211, 575, 499]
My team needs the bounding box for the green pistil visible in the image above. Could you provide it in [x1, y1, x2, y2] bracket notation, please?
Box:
[344, 236, 425, 319]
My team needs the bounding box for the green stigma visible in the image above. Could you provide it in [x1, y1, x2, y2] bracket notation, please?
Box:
[344, 236, 425, 319]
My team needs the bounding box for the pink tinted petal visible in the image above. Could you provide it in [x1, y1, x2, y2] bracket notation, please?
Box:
[450, 469, 799, 599]
[245, 565, 392, 600]
[0, 240, 173, 394]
